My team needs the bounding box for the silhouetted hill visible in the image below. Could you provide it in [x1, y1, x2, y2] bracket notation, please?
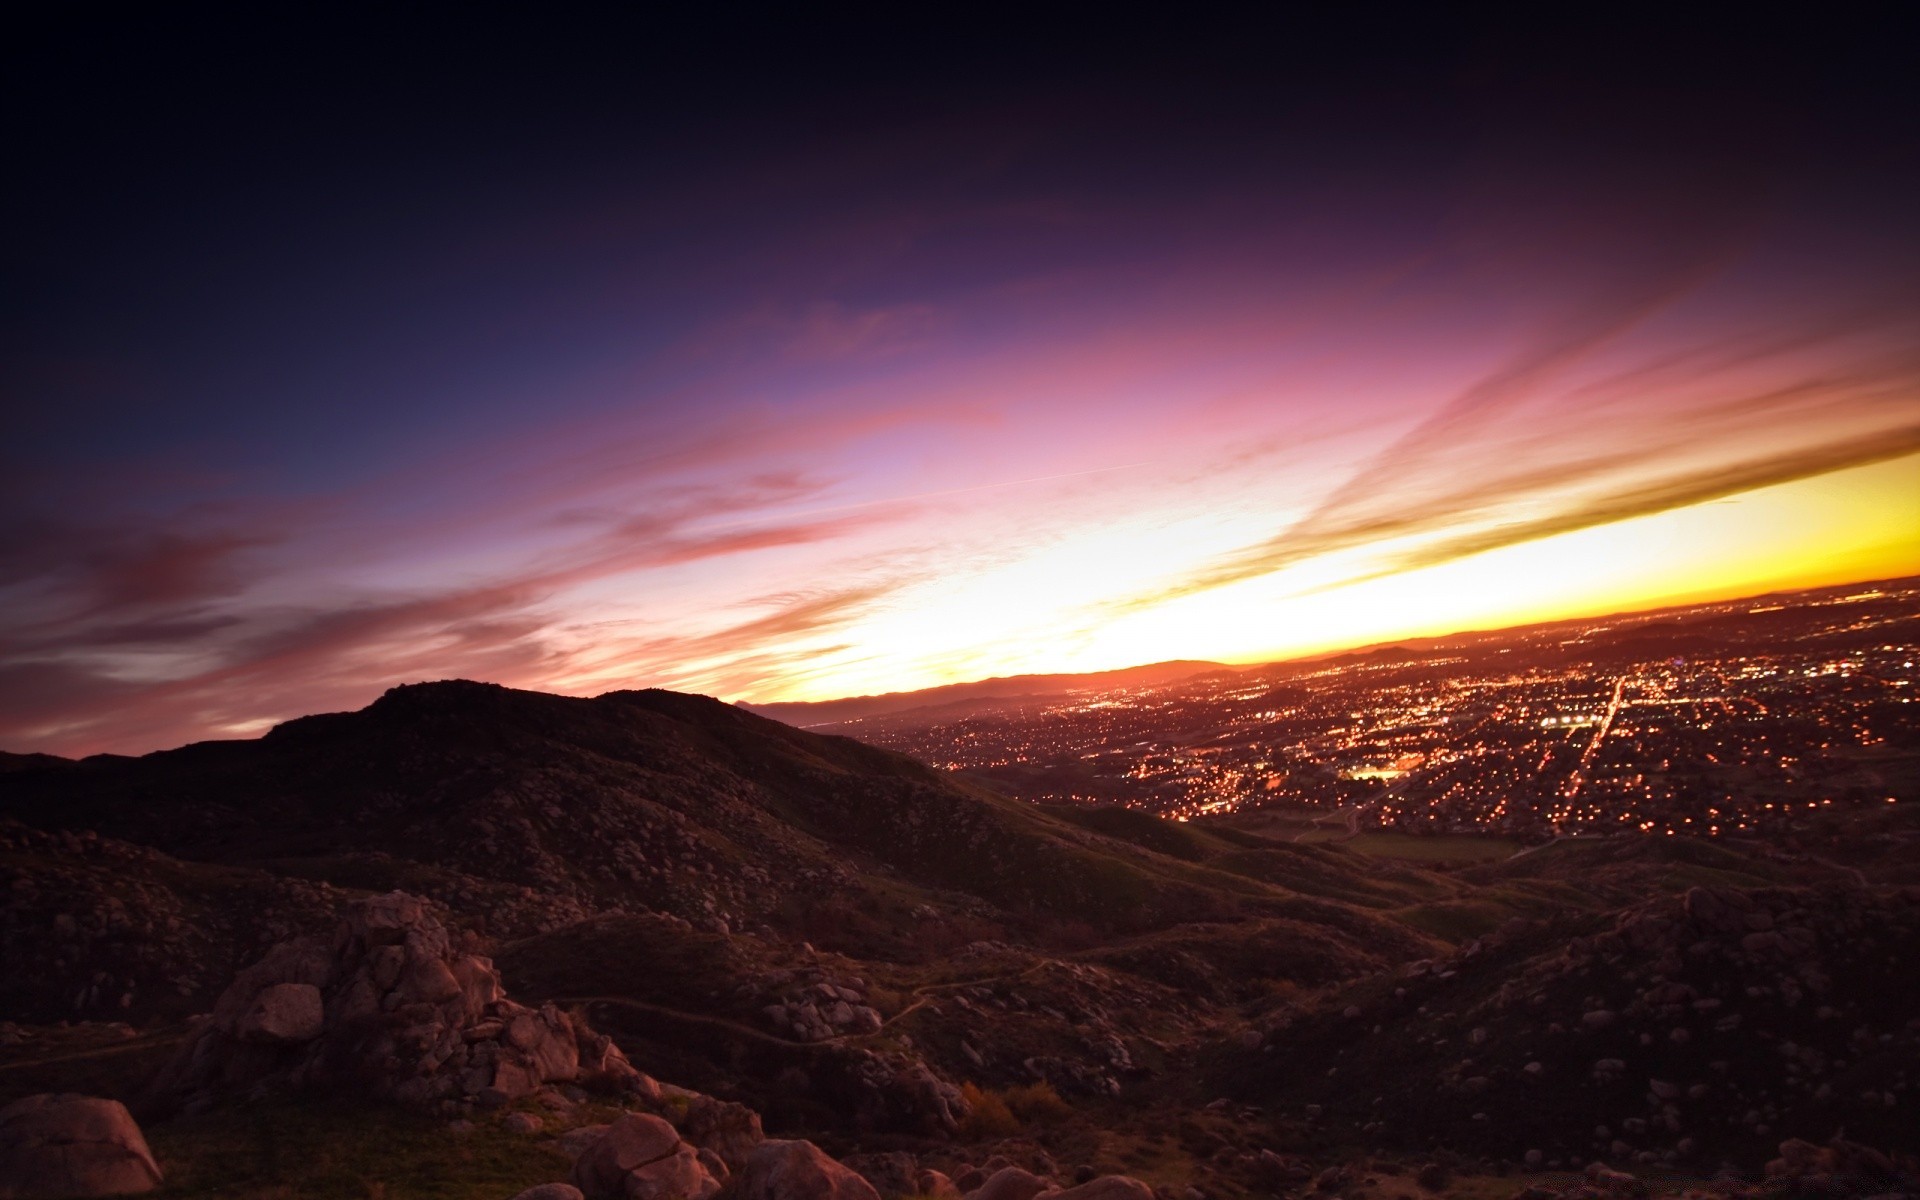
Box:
[0, 680, 1424, 1026]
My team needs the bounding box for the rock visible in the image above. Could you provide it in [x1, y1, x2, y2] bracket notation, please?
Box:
[1416, 1162, 1451, 1191]
[674, 1095, 764, 1170]
[919, 1170, 963, 1199]
[844, 1152, 919, 1198]
[1582, 1010, 1617, 1030]
[623, 1144, 722, 1200]
[970, 1168, 1052, 1200]
[559, 1124, 614, 1161]
[512, 1188, 587, 1200]
[504, 1112, 545, 1135]
[572, 1113, 684, 1200]
[1036, 1178, 1154, 1200]
[235, 982, 325, 1043]
[0, 1094, 163, 1198]
[1582, 1163, 1646, 1197]
[729, 1140, 882, 1200]
[1777, 1139, 1826, 1170]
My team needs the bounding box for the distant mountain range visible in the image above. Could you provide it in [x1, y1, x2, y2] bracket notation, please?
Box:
[740, 575, 1920, 729]
[738, 659, 1230, 726]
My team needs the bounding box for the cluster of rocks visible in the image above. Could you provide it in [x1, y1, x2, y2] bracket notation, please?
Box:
[1498, 1136, 1918, 1200]
[0, 819, 343, 1024]
[448, 784, 761, 936]
[935, 1164, 1154, 1200]
[754, 968, 884, 1041]
[838, 1044, 971, 1133]
[919, 960, 1167, 1100]
[147, 891, 644, 1113]
[1761, 1134, 1915, 1198]
[489, 1076, 1158, 1200]
[0, 1094, 163, 1199]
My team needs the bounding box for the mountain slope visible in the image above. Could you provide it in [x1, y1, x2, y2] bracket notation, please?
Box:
[0, 680, 1436, 1022]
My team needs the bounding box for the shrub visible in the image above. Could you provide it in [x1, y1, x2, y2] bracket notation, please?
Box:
[958, 1082, 1018, 1139]
[1000, 1081, 1071, 1123]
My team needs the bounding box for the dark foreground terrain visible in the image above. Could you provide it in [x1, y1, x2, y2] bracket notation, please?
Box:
[1, 680, 1914, 1198]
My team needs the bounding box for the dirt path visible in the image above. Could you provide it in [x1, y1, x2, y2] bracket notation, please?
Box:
[0, 1033, 187, 1073]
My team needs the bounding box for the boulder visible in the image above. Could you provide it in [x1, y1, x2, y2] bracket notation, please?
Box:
[918, 1170, 963, 1199]
[235, 982, 325, 1043]
[728, 1139, 883, 1200]
[674, 1094, 764, 1170]
[512, 1188, 587, 1200]
[0, 1094, 163, 1198]
[559, 1124, 614, 1161]
[968, 1167, 1052, 1200]
[571, 1113, 686, 1200]
[624, 1144, 722, 1200]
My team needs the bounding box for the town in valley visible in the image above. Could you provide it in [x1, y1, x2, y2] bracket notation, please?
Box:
[815, 579, 1920, 846]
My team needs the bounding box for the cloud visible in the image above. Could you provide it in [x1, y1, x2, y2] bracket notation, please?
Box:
[780, 301, 946, 361]
[1103, 310, 1920, 616]
[1352, 423, 1920, 583]
[0, 518, 273, 613]
[0, 489, 912, 756]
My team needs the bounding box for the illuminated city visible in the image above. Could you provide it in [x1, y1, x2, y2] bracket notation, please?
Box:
[828, 580, 1920, 840]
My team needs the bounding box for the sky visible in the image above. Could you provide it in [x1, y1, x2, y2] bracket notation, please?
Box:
[3, 11, 1917, 756]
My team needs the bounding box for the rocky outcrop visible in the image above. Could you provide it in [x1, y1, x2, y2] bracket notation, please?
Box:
[0, 1093, 163, 1198]
[1763, 1135, 1913, 1198]
[840, 1047, 969, 1134]
[669, 1090, 765, 1170]
[754, 968, 885, 1041]
[726, 1139, 883, 1200]
[571, 1112, 724, 1200]
[148, 891, 642, 1113]
[236, 981, 325, 1043]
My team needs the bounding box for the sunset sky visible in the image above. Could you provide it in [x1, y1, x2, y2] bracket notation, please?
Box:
[4, 12, 1917, 756]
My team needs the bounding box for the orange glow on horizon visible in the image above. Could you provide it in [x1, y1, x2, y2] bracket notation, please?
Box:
[731, 450, 1920, 704]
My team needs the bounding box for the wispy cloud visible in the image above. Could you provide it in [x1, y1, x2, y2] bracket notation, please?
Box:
[1102, 309, 1920, 615]
[0, 459, 914, 754]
